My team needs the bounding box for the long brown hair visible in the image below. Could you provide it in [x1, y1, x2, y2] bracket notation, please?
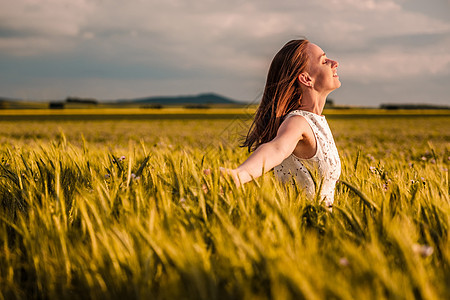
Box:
[242, 39, 310, 152]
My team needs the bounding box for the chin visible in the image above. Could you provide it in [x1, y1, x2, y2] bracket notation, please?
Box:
[335, 80, 341, 89]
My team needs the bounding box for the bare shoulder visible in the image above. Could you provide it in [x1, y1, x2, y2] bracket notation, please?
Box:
[268, 114, 314, 156]
[277, 114, 311, 137]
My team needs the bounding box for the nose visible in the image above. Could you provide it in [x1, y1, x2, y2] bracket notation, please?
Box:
[331, 59, 339, 68]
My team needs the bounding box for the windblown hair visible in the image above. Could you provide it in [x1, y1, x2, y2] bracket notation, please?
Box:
[242, 39, 310, 152]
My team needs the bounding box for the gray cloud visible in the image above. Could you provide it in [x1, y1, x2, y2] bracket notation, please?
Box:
[0, 0, 449, 105]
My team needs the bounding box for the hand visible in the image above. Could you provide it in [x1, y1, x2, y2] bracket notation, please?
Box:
[219, 167, 241, 187]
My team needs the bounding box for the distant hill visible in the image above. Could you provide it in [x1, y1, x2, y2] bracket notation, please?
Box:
[119, 93, 239, 105]
[0, 93, 244, 109]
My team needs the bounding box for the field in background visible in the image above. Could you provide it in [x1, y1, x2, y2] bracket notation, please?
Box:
[0, 109, 449, 299]
[1, 107, 450, 120]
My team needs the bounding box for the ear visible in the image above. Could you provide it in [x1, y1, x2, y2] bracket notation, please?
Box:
[298, 72, 313, 88]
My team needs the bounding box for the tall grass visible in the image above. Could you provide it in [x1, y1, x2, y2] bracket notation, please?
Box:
[0, 115, 449, 299]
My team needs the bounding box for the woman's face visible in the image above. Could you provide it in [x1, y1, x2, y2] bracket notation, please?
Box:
[306, 43, 341, 93]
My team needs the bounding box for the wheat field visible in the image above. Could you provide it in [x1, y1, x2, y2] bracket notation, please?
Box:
[0, 110, 449, 299]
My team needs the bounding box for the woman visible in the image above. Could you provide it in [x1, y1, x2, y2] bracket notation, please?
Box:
[224, 39, 341, 209]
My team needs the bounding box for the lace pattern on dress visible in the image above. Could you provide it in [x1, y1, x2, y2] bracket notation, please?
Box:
[274, 110, 341, 207]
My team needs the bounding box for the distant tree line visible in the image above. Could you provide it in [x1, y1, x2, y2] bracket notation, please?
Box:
[49, 102, 64, 109]
[0, 100, 8, 109]
[66, 97, 98, 105]
[380, 103, 450, 110]
[49, 97, 99, 109]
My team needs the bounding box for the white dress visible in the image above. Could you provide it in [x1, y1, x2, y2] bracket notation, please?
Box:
[274, 110, 341, 208]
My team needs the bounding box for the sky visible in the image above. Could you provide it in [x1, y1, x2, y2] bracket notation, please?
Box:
[0, 0, 449, 106]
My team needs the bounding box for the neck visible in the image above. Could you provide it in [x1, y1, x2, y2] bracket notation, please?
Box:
[300, 90, 328, 115]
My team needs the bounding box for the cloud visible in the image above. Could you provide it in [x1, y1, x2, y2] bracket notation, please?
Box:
[338, 35, 450, 83]
[0, 0, 94, 55]
[0, 0, 449, 104]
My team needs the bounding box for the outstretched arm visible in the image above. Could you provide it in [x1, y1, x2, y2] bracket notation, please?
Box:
[225, 115, 310, 186]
